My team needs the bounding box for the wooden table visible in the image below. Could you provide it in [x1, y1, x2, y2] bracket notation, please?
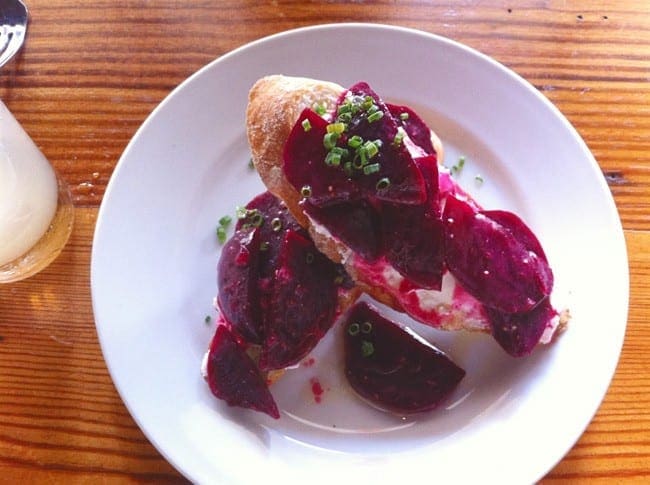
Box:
[1, 1, 648, 482]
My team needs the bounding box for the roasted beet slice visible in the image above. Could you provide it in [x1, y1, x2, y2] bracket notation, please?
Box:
[488, 297, 557, 357]
[259, 230, 339, 370]
[382, 156, 444, 289]
[343, 302, 465, 413]
[443, 195, 553, 313]
[482, 209, 550, 265]
[341, 83, 426, 205]
[236, 191, 306, 278]
[303, 199, 383, 261]
[284, 108, 360, 207]
[382, 202, 445, 290]
[387, 103, 436, 155]
[206, 325, 280, 419]
[217, 228, 263, 343]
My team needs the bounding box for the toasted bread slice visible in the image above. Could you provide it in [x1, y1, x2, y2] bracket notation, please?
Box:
[246, 75, 567, 344]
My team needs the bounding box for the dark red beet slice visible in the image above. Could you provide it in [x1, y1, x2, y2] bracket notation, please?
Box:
[382, 156, 444, 289]
[482, 209, 550, 265]
[206, 325, 280, 419]
[303, 199, 383, 261]
[341, 83, 426, 205]
[343, 301, 465, 413]
[443, 195, 553, 313]
[283, 108, 360, 207]
[217, 228, 263, 343]
[259, 230, 339, 370]
[236, 191, 306, 278]
[387, 103, 436, 155]
[487, 297, 557, 357]
[382, 202, 445, 290]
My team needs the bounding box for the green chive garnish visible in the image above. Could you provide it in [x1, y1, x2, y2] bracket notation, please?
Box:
[347, 135, 363, 149]
[475, 174, 484, 185]
[301, 185, 312, 197]
[219, 215, 232, 228]
[325, 150, 341, 167]
[251, 213, 264, 227]
[363, 163, 380, 175]
[364, 140, 380, 159]
[323, 132, 339, 150]
[302, 118, 312, 132]
[204, 315, 212, 324]
[327, 122, 346, 134]
[361, 321, 373, 334]
[217, 225, 227, 244]
[260, 241, 269, 251]
[271, 217, 282, 232]
[393, 127, 406, 146]
[376, 177, 391, 190]
[367, 110, 384, 123]
[348, 323, 360, 336]
[400, 112, 409, 121]
[248, 157, 255, 170]
[361, 340, 375, 357]
[314, 103, 327, 116]
[235, 206, 247, 219]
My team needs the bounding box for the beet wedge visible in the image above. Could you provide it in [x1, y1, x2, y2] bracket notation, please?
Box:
[343, 302, 465, 413]
[206, 325, 279, 419]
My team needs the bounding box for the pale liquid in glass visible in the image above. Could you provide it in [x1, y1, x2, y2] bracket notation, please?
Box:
[0, 100, 73, 282]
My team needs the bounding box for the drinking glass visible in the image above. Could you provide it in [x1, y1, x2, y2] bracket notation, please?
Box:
[0, 99, 74, 283]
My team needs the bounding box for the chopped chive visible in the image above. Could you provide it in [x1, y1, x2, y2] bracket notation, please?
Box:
[251, 212, 264, 227]
[376, 177, 391, 190]
[475, 174, 484, 185]
[334, 275, 344, 285]
[260, 241, 270, 251]
[348, 323, 360, 336]
[325, 150, 341, 167]
[219, 215, 232, 228]
[361, 340, 375, 357]
[347, 135, 363, 149]
[271, 217, 282, 232]
[364, 140, 380, 159]
[216, 225, 227, 244]
[248, 157, 255, 170]
[361, 96, 374, 111]
[363, 163, 381, 175]
[301, 118, 312, 132]
[367, 110, 384, 123]
[314, 103, 327, 116]
[235, 206, 247, 219]
[400, 112, 409, 121]
[343, 161, 353, 176]
[204, 315, 212, 324]
[361, 321, 373, 334]
[393, 127, 406, 146]
[337, 103, 352, 115]
[451, 155, 467, 175]
[301, 185, 312, 197]
[327, 122, 346, 134]
[367, 104, 379, 115]
[323, 132, 339, 150]
[337, 112, 352, 123]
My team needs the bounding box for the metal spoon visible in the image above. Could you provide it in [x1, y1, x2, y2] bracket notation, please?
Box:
[0, 0, 28, 68]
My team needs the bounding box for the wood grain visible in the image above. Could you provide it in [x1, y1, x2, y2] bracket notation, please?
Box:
[0, 0, 648, 482]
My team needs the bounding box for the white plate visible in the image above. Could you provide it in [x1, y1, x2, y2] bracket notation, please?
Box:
[91, 24, 629, 484]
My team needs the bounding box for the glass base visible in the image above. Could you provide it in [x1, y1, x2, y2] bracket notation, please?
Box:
[0, 173, 74, 283]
